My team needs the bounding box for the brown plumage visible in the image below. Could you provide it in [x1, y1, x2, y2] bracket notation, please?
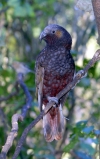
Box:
[35, 24, 75, 142]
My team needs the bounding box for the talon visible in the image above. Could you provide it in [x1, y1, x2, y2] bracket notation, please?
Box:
[64, 116, 69, 120]
[53, 104, 57, 108]
[75, 70, 87, 78]
[47, 96, 59, 104]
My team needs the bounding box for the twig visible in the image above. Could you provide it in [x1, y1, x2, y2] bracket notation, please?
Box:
[0, 74, 33, 159]
[16, 73, 33, 118]
[11, 49, 100, 159]
[92, 0, 100, 45]
[0, 114, 23, 159]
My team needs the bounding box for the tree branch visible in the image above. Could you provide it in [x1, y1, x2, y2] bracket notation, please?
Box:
[11, 49, 100, 159]
[92, 0, 100, 45]
[0, 74, 33, 159]
[16, 73, 33, 118]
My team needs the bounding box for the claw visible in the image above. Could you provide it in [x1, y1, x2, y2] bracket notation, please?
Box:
[75, 70, 87, 78]
[64, 116, 69, 120]
[47, 96, 59, 107]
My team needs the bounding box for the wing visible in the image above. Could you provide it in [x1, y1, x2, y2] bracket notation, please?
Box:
[35, 62, 44, 112]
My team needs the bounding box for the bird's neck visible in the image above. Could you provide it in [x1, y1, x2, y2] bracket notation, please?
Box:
[46, 44, 70, 53]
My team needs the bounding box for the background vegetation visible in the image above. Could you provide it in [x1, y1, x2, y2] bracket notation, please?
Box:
[0, 0, 100, 159]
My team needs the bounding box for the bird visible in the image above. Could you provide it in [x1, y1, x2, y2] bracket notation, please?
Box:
[11, 61, 34, 75]
[35, 24, 75, 142]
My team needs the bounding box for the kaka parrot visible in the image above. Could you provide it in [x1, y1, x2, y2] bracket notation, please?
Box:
[35, 24, 75, 142]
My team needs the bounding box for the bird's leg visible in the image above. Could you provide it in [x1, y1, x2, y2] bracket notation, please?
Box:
[47, 96, 59, 107]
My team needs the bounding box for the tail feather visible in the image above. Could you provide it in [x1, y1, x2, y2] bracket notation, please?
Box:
[43, 104, 64, 142]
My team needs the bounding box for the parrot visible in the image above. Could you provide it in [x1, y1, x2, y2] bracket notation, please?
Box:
[35, 24, 75, 142]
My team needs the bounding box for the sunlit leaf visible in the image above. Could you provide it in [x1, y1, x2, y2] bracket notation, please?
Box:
[91, 138, 99, 144]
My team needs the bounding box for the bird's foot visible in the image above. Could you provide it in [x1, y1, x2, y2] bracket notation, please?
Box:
[64, 116, 69, 120]
[47, 96, 58, 107]
[75, 70, 87, 78]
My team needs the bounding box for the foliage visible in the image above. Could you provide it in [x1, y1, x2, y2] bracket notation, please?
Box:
[0, 0, 100, 159]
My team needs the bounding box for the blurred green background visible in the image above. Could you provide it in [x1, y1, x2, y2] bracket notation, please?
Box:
[0, 0, 100, 159]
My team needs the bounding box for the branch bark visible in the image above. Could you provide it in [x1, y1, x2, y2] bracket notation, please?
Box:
[92, 0, 100, 45]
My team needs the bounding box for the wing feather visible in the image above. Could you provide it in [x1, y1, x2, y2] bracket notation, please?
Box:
[35, 63, 44, 111]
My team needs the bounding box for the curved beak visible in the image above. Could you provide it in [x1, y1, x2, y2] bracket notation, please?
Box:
[39, 31, 47, 41]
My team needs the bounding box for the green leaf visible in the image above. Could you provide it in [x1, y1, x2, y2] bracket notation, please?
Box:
[63, 136, 79, 152]
[95, 61, 100, 78]
[94, 129, 100, 135]
[76, 120, 88, 128]
[91, 138, 99, 144]
[75, 151, 92, 159]
[82, 126, 94, 134]
[80, 142, 95, 155]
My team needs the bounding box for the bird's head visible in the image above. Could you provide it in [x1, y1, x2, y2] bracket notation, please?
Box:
[40, 24, 72, 50]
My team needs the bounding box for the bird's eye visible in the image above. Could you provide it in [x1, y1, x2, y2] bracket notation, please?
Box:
[52, 30, 55, 34]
